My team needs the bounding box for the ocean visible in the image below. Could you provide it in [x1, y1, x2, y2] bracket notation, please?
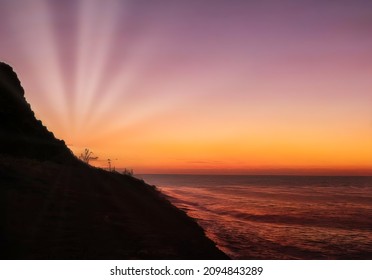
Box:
[139, 175, 372, 259]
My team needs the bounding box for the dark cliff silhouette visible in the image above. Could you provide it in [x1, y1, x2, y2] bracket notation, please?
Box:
[0, 62, 75, 162]
[0, 62, 228, 260]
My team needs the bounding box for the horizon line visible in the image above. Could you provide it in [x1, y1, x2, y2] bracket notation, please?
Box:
[135, 173, 372, 177]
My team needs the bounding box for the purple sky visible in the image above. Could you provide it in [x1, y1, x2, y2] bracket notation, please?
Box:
[1, 0, 372, 174]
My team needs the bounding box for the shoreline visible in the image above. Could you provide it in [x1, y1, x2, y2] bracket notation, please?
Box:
[145, 175, 372, 260]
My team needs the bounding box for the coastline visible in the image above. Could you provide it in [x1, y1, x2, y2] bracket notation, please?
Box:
[141, 174, 372, 260]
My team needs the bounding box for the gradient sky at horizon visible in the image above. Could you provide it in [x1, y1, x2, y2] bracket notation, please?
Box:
[1, 0, 372, 174]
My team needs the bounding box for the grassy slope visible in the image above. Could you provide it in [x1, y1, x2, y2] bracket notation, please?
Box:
[0, 157, 228, 259]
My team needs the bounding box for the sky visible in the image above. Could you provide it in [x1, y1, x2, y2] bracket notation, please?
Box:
[1, 0, 372, 174]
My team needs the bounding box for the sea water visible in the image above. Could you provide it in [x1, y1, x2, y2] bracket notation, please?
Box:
[139, 175, 372, 259]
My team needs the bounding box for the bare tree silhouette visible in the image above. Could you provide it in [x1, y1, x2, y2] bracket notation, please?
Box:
[79, 148, 98, 164]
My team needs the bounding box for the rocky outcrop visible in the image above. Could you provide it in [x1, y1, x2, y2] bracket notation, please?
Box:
[0, 62, 74, 162]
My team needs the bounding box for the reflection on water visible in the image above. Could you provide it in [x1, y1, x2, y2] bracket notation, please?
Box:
[140, 175, 372, 259]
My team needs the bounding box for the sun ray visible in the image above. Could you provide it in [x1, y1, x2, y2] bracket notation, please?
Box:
[74, 0, 124, 131]
[1, 0, 371, 173]
[5, 0, 69, 132]
[80, 32, 162, 132]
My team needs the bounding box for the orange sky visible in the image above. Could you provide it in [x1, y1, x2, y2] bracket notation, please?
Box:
[1, 0, 372, 174]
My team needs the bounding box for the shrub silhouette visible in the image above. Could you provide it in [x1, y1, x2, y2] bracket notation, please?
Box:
[122, 168, 134, 176]
[79, 148, 98, 164]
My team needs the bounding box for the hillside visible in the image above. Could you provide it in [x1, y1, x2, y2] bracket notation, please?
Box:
[0, 62, 227, 259]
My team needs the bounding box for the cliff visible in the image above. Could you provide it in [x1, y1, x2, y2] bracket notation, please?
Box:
[0, 62, 228, 259]
[0, 62, 74, 162]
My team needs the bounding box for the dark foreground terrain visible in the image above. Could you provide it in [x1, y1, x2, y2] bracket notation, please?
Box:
[0, 157, 227, 259]
[0, 62, 227, 259]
